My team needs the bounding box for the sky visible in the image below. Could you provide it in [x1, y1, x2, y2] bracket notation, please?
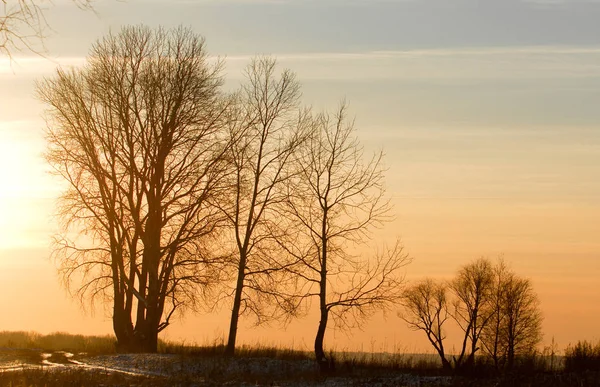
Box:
[0, 0, 599, 353]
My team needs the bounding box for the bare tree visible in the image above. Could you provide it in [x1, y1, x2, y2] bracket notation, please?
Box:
[221, 57, 309, 356]
[450, 257, 495, 368]
[284, 104, 410, 372]
[480, 258, 512, 369]
[402, 258, 543, 373]
[1, 0, 93, 58]
[504, 276, 543, 368]
[38, 25, 231, 352]
[400, 278, 452, 370]
[481, 270, 543, 370]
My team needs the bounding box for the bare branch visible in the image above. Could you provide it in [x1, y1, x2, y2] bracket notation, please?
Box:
[39, 25, 230, 352]
[282, 101, 409, 371]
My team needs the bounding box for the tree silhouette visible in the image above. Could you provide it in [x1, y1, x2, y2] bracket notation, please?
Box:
[283, 104, 410, 372]
[481, 260, 543, 370]
[38, 25, 231, 352]
[400, 278, 452, 370]
[450, 257, 495, 368]
[401, 257, 543, 372]
[220, 57, 309, 356]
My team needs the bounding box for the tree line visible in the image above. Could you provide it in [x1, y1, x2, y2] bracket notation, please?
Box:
[37, 25, 411, 372]
[401, 257, 543, 372]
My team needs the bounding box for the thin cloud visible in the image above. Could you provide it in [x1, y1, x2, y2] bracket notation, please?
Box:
[0, 56, 86, 76]
[5, 45, 600, 81]
[224, 46, 600, 61]
[224, 46, 600, 81]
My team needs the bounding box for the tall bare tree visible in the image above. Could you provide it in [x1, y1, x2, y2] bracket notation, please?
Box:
[1, 0, 93, 57]
[221, 57, 309, 356]
[38, 25, 231, 352]
[450, 257, 495, 368]
[400, 278, 452, 370]
[284, 104, 410, 372]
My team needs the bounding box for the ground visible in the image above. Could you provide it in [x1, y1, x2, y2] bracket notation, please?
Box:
[3, 348, 599, 386]
[0, 348, 451, 386]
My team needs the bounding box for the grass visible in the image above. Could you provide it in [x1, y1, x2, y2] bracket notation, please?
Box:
[159, 339, 312, 361]
[2, 331, 600, 386]
[328, 350, 442, 376]
[0, 331, 116, 355]
[0, 368, 178, 387]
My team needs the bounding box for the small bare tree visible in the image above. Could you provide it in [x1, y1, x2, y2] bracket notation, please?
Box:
[284, 104, 410, 372]
[400, 278, 452, 370]
[39, 25, 231, 352]
[450, 257, 495, 368]
[1, 0, 93, 58]
[480, 258, 512, 369]
[402, 258, 543, 372]
[498, 275, 543, 369]
[221, 57, 309, 356]
[481, 259, 543, 370]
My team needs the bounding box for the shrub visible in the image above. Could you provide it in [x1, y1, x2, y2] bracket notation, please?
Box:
[564, 340, 600, 372]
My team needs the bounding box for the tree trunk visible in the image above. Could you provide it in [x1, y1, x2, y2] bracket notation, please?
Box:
[145, 269, 160, 353]
[507, 335, 515, 370]
[133, 322, 159, 353]
[113, 302, 135, 352]
[455, 319, 472, 369]
[470, 312, 478, 364]
[441, 356, 452, 371]
[112, 251, 135, 352]
[314, 307, 330, 373]
[314, 207, 332, 373]
[225, 252, 246, 356]
[134, 170, 163, 354]
[435, 347, 452, 371]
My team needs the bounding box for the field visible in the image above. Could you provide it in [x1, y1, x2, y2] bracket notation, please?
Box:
[0, 332, 599, 386]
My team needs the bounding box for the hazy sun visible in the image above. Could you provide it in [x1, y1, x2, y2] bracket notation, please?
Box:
[0, 121, 57, 250]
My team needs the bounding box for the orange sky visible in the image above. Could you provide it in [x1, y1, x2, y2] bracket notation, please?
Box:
[1, 0, 599, 355]
[1, 115, 598, 353]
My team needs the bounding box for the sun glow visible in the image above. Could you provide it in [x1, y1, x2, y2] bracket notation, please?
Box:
[0, 121, 58, 250]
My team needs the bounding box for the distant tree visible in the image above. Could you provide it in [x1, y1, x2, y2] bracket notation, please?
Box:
[1, 0, 93, 58]
[564, 340, 600, 372]
[400, 278, 452, 370]
[220, 57, 309, 356]
[401, 257, 543, 372]
[488, 274, 543, 370]
[450, 257, 495, 368]
[480, 258, 512, 370]
[503, 275, 543, 368]
[480, 260, 543, 370]
[283, 104, 410, 372]
[38, 26, 231, 352]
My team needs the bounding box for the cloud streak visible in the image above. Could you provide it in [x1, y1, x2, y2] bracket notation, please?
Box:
[5, 46, 600, 82]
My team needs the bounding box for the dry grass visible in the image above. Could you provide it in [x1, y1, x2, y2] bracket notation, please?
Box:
[0, 368, 194, 387]
[0, 331, 116, 355]
[2, 331, 600, 386]
[159, 339, 312, 361]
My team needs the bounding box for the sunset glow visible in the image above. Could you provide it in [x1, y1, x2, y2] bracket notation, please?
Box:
[0, 0, 599, 360]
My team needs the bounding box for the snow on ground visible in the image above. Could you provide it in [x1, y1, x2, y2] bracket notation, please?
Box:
[0, 349, 452, 386]
[87, 353, 319, 378]
[85, 353, 451, 386]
